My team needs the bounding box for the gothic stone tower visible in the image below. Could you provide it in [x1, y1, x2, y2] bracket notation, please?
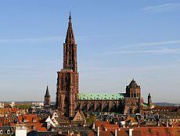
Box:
[124, 79, 141, 114]
[148, 93, 153, 109]
[56, 15, 79, 118]
[44, 86, 51, 107]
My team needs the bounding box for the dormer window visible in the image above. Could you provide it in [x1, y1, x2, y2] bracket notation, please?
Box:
[7, 130, 10, 134]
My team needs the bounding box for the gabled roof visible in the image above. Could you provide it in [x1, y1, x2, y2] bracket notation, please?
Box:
[73, 111, 86, 122]
[18, 114, 39, 123]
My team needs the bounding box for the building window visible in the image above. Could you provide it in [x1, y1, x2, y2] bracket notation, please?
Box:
[131, 93, 133, 97]
[7, 130, 10, 134]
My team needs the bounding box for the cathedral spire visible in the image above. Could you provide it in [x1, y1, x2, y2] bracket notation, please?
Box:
[148, 93, 151, 99]
[44, 86, 51, 107]
[45, 86, 50, 97]
[65, 12, 75, 44]
[57, 14, 79, 117]
[63, 14, 77, 71]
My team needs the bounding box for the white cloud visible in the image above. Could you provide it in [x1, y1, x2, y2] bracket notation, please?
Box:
[120, 40, 180, 49]
[103, 39, 180, 55]
[105, 48, 180, 55]
[0, 34, 114, 44]
[80, 64, 180, 76]
[0, 36, 63, 44]
[143, 3, 180, 12]
[105, 40, 180, 55]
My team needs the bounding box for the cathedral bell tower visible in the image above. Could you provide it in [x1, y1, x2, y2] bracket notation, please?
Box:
[56, 14, 79, 118]
[124, 79, 141, 114]
[126, 79, 141, 98]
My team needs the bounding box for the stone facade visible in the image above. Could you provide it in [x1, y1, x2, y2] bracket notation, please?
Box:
[77, 80, 142, 114]
[124, 79, 141, 114]
[56, 15, 152, 118]
[56, 15, 79, 118]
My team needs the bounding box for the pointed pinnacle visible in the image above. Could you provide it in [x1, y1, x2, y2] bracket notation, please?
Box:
[69, 11, 72, 20]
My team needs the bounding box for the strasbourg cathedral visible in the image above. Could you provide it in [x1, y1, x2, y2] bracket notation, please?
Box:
[54, 15, 154, 119]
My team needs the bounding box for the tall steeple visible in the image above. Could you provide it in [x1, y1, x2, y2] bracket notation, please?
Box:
[45, 86, 50, 97]
[63, 13, 77, 71]
[65, 12, 75, 44]
[44, 86, 51, 107]
[56, 14, 79, 117]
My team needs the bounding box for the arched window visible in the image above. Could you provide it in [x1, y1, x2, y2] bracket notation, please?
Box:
[131, 93, 133, 97]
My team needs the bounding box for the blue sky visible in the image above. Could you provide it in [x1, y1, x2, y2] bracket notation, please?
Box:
[0, 0, 180, 103]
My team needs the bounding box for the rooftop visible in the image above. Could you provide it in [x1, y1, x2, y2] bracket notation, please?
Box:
[128, 79, 139, 88]
[78, 93, 125, 100]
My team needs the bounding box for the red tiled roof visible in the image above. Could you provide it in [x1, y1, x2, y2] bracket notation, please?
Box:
[10, 122, 47, 132]
[103, 124, 119, 130]
[18, 114, 39, 123]
[92, 126, 180, 136]
[117, 129, 128, 136]
[9, 114, 47, 132]
[99, 131, 114, 136]
[133, 127, 180, 136]
[0, 108, 18, 113]
[154, 106, 178, 110]
[95, 121, 110, 126]
[87, 131, 95, 136]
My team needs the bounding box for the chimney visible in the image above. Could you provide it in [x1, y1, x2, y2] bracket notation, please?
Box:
[115, 129, 118, 136]
[166, 121, 169, 127]
[92, 123, 95, 130]
[97, 127, 100, 136]
[129, 129, 133, 136]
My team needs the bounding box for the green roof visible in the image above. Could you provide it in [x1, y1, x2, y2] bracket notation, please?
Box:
[143, 103, 149, 107]
[78, 93, 125, 100]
